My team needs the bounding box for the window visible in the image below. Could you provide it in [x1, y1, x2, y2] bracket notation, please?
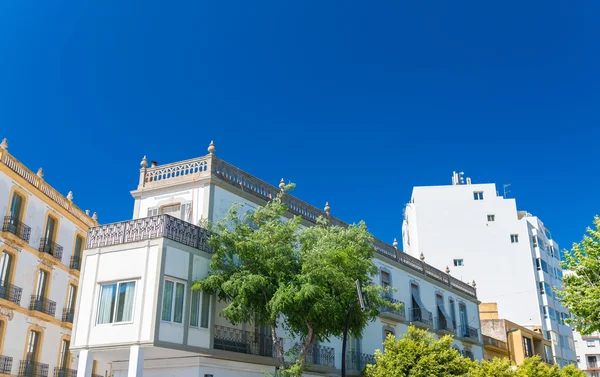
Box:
[0, 251, 13, 286]
[459, 303, 468, 336]
[487, 214, 495, 222]
[8, 192, 25, 221]
[510, 234, 519, 243]
[72, 235, 84, 270]
[154, 203, 192, 222]
[97, 281, 136, 324]
[536, 259, 541, 271]
[448, 298, 457, 329]
[522, 337, 533, 357]
[190, 291, 210, 328]
[540, 260, 549, 273]
[383, 328, 395, 341]
[36, 270, 48, 298]
[544, 345, 553, 363]
[59, 339, 70, 368]
[549, 307, 556, 321]
[539, 282, 544, 294]
[453, 259, 464, 267]
[587, 340, 595, 347]
[436, 294, 451, 329]
[67, 284, 77, 311]
[162, 279, 185, 323]
[44, 216, 57, 243]
[26, 330, 40, 362]
[473, 191, 484, 200]
[381, 271, 391, 289]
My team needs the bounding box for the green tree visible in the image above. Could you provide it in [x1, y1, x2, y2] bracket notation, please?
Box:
[559, 215, 600, 334]
[467, 358, 516, 377]
[365, 326, 472, 377]
[558, 364, 585, 377]
[193, 186, 397, 377]
[516, 356, 560, 377]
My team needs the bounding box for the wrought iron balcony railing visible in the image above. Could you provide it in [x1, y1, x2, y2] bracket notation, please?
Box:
[0, 355, 13, 375]
[306, 344, 335, 368]
[436, 314, 455, 333]
[29, 295, 56, 317]
[87, 214, 212, 253]
[380, 295, 405, 318]
[346, 351, 374, 370]
[39, 238, 63, 261]
[2, 215, 31, 242]
[410, 307, 433, 327]
[0, 280, 23, 305]
[62, 307, 74, 323]
[70, 255, 81, 271]
[53, 367, 77, 377]
[482, 335, 507, 350]
[18, 360, 49, 377]
[213, 325, 279, 358]
[459, 325, 479, 341]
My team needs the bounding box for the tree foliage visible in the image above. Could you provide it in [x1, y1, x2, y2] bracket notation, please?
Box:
[559, 215, 600, 334]
[365, 326, 584, 377]
[192, 186, 397, 376]
[365, 326, 472, 377]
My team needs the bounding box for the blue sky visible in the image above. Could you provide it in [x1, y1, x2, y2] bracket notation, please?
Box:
[0, 0, 598, 249]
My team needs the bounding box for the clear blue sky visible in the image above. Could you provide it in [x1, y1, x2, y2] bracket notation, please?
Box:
[0, 0, 598, 249]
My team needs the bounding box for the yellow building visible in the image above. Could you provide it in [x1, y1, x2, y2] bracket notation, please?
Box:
[480, 303, 554, 365]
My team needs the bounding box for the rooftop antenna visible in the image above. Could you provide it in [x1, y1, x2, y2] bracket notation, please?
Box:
[459, 172, 465, 185]
[503, 184, 512, 198]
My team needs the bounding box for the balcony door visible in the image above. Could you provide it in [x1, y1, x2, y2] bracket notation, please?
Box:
[59, 339, 70, 369]
[25, 330, 40, 370]
[459, 303, 468, 336]
[36, 270, 48, 300]
[44, 217, 56, 244]
[9, 193, 23, 221]
[0, 252, 12, 301]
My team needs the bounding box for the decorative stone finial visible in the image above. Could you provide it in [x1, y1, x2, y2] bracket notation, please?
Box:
[445, 266, 450, 274]
[471, 280, 477, 287]
[324, 202, 331, 215]
[85, 210, 90, 216]
[393, 238, 398, 249]
[37, 168, 44, 179]
[151, 161, 158, 168]
[140, 155, 148, 168]
[0, 138, 7, 149]
[420, 252, 425, 261]
[67, 191, 73, 201]
[279, 178, 285, 191]
[92, 212, 98, 221]
[208, 140, 216, 154]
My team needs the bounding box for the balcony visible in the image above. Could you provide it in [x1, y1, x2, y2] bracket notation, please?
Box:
[18, 360, 49, 377]
[459, 325, 479, 343]
[62, 307, 74, 323]
[39, 238, 63, 261]
[0, 356, 13, 374]
[29, 295, 56, 317]
[0, 281, 23, 305]
[410, 307, 433, 328]
[306, 344, 335, 368]
[213, 325, 278, 358]
[69, 255, 81, 271]
[2, 216, 31, 242]
[53, 368, 76, 377]
[379, 296, 405, 321]
[346, 351, 374, 371]
[86, 214, 212, 253]
[436, 315, 455, 334]
[482, 335, 507, 351]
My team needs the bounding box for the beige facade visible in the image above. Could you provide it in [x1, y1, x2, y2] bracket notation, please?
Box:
[480, 303, 554, 366]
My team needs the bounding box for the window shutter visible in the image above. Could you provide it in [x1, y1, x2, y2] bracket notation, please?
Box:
[147, 208, 158, 217]
[180, 203, 192, 222]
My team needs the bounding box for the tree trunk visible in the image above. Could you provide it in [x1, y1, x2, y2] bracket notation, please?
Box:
[295, 323, 317, 377]
[271, 325, 285, 371]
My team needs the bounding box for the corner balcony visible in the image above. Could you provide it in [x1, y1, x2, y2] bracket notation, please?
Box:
[39, 238, 63, 261]
[0, 281, 23, 305]
[213, 325, 279, 358]
[29, 295, 56, 317]
[379, 296, 405, 322]
[435, 316, 455, 335]
[2, 216, 31, 242]
[410, 307, 433, 328]
[482, 335, 507, 352]
[346, 351, 374, 371]
[458, 324, 480, 343]
[86, 214, 212, 253]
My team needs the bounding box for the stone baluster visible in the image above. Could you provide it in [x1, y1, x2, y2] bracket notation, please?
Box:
[139, 156, 148, 188]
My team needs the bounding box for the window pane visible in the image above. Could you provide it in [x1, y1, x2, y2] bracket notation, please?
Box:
[75, 236, 84, 258]
[10, 193, 23, 220]
[200, 292, 210, 328]
[45, 217, 56, 242]
[190, 291, 200, 327]
[0, 251, 12, 284]
[162, 281, 174, 321]
[115, 282, 136, 322]
[97, 284, 117, 324]
[174, 282, 185, 323]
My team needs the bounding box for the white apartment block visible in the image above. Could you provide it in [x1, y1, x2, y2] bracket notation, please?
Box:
[401, 172, 576, 367]
[573, 331, 600, 377]
[71, 143, 484, 377]
[0, 139, 110, 377]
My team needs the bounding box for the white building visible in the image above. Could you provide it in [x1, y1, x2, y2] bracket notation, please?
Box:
[0, 139, 110, 377]
[573, 331, 600, 376]
[401, 172, 577, 367]
[71, 143, 484, 377]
